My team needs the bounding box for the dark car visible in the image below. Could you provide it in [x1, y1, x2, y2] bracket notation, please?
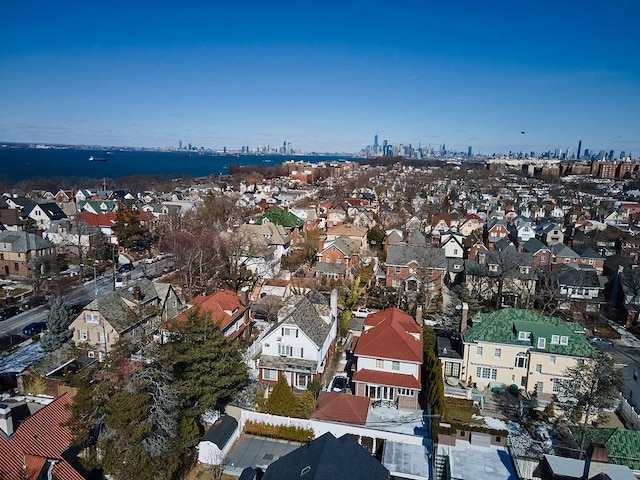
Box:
[23, 321, 48, 336]
[331, 375, 349, 393]
[19, 296, 46, 311]
[589, 336, 614, 348]
[0, 305, 20, 321]
[68, 303, 86, 315]
[118, 263, 135, 273]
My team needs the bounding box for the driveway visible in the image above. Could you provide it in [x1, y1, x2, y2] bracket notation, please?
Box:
[224, 434, 302, 477]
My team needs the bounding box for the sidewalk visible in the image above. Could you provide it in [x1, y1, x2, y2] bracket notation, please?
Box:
[609, 323, 640, 348]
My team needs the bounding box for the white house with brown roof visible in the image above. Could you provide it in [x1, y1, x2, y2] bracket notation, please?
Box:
[352, 307, 422, 409]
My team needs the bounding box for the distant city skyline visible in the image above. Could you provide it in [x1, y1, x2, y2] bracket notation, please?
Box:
[1, 1, 638, 154]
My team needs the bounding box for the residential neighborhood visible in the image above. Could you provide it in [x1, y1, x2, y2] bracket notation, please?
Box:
[1, 156, 640, 480]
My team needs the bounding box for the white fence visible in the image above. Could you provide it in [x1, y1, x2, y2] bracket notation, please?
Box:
[239, 409, 425, 447]
[617, 397, 640, 430]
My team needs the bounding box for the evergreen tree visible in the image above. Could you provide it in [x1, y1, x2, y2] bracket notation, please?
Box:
[423, 324, 446, 438]
[267, 374, 298, 417]
[296, 390, 317, 419]
[162, 309, 248, 416]
[41, 295, 73, 352]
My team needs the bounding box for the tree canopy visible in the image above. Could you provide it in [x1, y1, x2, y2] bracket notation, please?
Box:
[41, 295, 73, 352]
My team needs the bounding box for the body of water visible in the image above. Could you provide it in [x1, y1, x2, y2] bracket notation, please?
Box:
[0, 147, 355, 184]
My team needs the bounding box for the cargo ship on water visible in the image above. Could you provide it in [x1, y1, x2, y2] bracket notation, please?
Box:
[89, 155, 107, 162]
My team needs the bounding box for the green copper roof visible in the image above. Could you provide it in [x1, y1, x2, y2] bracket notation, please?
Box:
[569, 427, 640, 470]
[464, 308, 595, 358]
[258, 206, 304, 228]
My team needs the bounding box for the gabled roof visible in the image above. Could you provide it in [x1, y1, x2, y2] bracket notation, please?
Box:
[320, 235, 360, 257]
[551, 243, 580, 258]
[0, 394, 85, 480]
[354, 308, 422, 363]
[257, 206, 304, 229]
[385, 244, 447, 269]
[464, 308, 595, 358]
[311, 392, 370, 425]
[326, 224, 367, 238]
[262, 432, 389, 480]
[181, 289, 246, 330]
[522, 238, 549, 255]
[0, 231, 54, 253]
[272, 290, 333, 348]
[352, 369, 421, 389]
[555, 265, 601, 288]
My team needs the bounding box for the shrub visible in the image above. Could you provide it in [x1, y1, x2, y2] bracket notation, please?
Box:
[244, 420, 314, 443]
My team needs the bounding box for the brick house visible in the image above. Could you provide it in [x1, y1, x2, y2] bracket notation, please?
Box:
[0, 230, 55, 278]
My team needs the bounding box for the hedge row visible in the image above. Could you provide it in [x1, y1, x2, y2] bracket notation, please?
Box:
[244, 420, 315, 443]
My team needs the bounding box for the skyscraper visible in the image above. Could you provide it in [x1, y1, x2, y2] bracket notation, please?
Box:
[577, 140, 582, 160]
[467, 146, 472, 157]
[179, 140, 182, 150]
[373, 134, 379, 153]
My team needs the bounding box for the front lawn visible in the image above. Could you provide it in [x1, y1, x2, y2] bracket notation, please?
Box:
[444, 401, 483, 425]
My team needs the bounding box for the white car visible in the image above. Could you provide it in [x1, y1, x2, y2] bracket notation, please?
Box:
[353, 307, 371, 318]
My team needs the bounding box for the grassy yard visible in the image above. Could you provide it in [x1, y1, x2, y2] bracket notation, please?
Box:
[444, 403, 483, 425]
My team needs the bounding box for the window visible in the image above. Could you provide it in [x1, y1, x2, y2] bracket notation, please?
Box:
[376, 359, 384, 369]
[537, 337, 546, 349]
[98, 331, 106, 343]
[278, 344, 293, 357]
[392, 361, 400, 371]
[14, 262, 19, 271]
[88, 351, 95, 358]
[295, 373, 310, 389]
[282, 327, 297, 337]
[397, 388, 413, 396]
[476, 346, 483, 356]
[515, 353, 528, 369]
[494, 348, 502, 358]
[476, 367, 497, 380]
[535, 364, 542, 373]
[263, 369, 278, 380]
[560, 336, 568, 345]
[552, 378, 561, 393]
[489, 264, 499, 272]
[551, 335, 560, 344]
[85, 313, 100, 324]
[518, 331, 531, 341]
[98, 352, 105, 362]
[454, 248, 458, 255]
[549, 355, 556, 365]
[444, 362, 460, 377]
[395, 266, 401, 274]
[79, 330, 88, 341]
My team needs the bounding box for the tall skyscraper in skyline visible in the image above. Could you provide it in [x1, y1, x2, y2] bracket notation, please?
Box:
[373, 134, 379, 153]
[467, 146, 472, 157]
[577, 140, 581, 160]
[179, 140, 182, 150]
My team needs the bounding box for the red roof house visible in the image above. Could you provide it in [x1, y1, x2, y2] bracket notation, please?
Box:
[352, 308, 422, 409]
[311, 391, 370, 425]
[0, 393, 86, 480]
[174, 289, 250, 338]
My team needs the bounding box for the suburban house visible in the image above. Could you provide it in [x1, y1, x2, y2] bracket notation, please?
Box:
[43, 219, 101, 257]
[315, 235, 361, 280]
[177, 289, 250, 338]
[75, 211, 118, 244]
[235, 223, 291, 278]
[486, 219, 510, 244]
[555, 265, 604, 315]
[522, 238, 552, 268]
[460, 309, 595, 395]
[258, 289, 338, 390]
[325, 224, 368, 250]
[352, 307, 422, 409]
[0, 394, 88, 480]
[384, 244, 446, 294]
[0, 230, 55, 277]
[68, 278, 184, 361]
[440, 231, 465, 259]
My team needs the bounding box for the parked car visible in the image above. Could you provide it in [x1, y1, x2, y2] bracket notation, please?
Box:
[115, 276, 124, 288]
[23, 321, 47, 336]
[589, 336, 614, 348]
[331, 375, 349, 393]
[353, 307, 371, 318]
[19, 296, 46, 311]
[118, 263, 135, 273]
[0, 305, 20, 321]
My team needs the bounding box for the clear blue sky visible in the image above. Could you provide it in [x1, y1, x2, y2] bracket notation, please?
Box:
[1, 1, 639, 155]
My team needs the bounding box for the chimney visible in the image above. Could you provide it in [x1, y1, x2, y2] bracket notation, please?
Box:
[583, 443, 609, 480]
[460, 302, 469, 334]
[416, 305, 423, 325]
[240, 286, 250, 306]
[330, 289, 338, 324]
[133, 286, 142, 301]
[318, 235, 326, 252]
[0, 403, 14, 436]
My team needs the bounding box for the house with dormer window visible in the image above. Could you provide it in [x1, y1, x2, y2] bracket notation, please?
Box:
[177, 289, 250, 338]
[258, 290, 338, 390]
[460, 309, 595, 395]
[68, 278, 184, 361]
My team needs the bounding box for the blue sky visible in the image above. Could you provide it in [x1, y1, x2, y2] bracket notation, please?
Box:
[1, 1, 638, 154]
